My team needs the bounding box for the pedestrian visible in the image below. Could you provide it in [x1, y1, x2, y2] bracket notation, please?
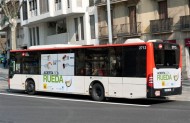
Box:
[3, 58, 7, 68]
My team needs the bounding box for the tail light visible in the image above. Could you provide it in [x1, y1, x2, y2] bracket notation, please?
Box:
[148, 74, 153, 87]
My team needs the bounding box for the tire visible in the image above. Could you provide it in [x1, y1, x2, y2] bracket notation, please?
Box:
[26, 80, 36, 95]
[91, 83, 105, 101]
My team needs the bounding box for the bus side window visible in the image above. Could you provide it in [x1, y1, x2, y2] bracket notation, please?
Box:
[75, 49, 85, 76]
[109, 47, 122, 77]
[15, 63, 21, 74]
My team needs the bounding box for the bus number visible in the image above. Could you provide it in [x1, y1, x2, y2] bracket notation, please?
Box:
[139, 46, 146, 50]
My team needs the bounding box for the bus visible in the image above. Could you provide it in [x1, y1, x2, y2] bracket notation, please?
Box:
[8, 40, 182, 101]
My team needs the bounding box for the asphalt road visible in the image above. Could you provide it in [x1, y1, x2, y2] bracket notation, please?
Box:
[1, 63, 190, 123]
[0, 92, 190, 123]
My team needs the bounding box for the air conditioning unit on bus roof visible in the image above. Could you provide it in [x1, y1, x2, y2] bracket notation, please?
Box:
[28, 44, 82, 49]
[124, 38, 144, 44]
[147, 39, 163, 42]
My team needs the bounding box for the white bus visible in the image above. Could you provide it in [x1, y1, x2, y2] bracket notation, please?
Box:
[8, 41, 182, 101]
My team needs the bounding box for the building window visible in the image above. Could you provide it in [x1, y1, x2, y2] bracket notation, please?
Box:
[128, 6, 137, 34]
[80, 17, 84, 40]
[29, 27, 40, 46]
[36, 27, 40, 45]
[56, 19, 67, 34]
[158, 1, 168, 19]
[33, 28, 36, 45]
[22, 1, 28, 20]
[29, 0, 37, 17]
[90, 15, 95, 39]
[29, 28, 32, 46]
[1, 35, 6, 38]
[89, 0, 94, 6]
[55, 0, 61, 10]
[40, 0, 49, 14]
[74, 18, 79, 41]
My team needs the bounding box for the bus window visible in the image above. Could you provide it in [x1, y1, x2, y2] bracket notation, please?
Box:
[10, 53, 22, 74]
[122, 45, 146, 77]
[154, 43, 180, 68]
[109, 47, 122, 77]
[22, 52, 40, 74]
[75, 49, 85, 76]
[85, 48, 108, 76]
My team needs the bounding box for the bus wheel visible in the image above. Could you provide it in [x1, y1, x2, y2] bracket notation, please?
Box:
[26, 80, 36, 95]
[91, 83, 105, 101]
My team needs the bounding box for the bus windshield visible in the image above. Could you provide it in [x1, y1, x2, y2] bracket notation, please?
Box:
[154, 43, 180, 69]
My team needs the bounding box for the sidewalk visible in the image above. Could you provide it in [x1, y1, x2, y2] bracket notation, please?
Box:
[0, 64, 190, 101]
[0, 63, 8, 92]
[167, 80, 190, 101]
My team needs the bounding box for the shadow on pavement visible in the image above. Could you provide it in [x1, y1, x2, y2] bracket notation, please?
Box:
[7, 89, 173, 106]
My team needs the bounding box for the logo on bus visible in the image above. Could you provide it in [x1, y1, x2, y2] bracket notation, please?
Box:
[157, 72, 179, 81]
[42, 75, 73, 90]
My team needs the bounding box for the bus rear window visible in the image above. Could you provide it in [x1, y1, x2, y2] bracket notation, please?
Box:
[154, 43, 180, 68]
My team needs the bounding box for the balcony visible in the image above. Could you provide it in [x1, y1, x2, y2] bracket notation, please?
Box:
[67, 0, 85, 14]
[117, 22, 141, 37]
[180, 15, 190, 31]
[99, 23, 141, 39]
[47, 33, 69, 44]
[95, 0, 106, 5]
[98, 25, 118, 39]
[95, 0, 128, 6]
[150, 18, 173, 34]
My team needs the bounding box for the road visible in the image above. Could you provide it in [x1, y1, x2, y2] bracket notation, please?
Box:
[0, 92, 190, 123]
[1, 63, 190, 123]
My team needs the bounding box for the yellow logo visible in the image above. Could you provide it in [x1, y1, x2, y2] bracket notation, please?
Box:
[162, 81, 165, 86]
[43, 83, 47, 89]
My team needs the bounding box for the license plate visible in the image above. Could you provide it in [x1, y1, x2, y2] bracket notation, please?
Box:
[164, 88, 171, 92]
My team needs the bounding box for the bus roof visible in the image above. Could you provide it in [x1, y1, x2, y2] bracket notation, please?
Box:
[10, 40, 177, 53]
[10, 42, 150, 52]
[28, 44, 82, 49]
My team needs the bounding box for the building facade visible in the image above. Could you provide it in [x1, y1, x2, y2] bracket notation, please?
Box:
[96, 0, 190, 79]
[19, 0, 99, 47]
[1, 0, 190, 79]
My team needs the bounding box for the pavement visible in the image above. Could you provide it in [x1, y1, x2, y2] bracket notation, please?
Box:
[0, 63, 8, 92]
[0, 63, 190, 101]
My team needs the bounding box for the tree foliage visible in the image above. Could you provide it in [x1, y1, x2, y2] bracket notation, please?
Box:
[0, 0, 24, 26]
[0, 0, 24, 50]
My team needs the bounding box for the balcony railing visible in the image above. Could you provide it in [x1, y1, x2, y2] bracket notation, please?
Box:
[99, 23, 141, 38]
[118, 22, 141, 36]
[95, 0, 106, 5]
[150, 18, 173, 34]
[99, 25, 118, 38]
[99, 26, 109, 38]
[40, 0, 49, 14]
[95, 0, 128, 5]
[47, 33, 68, 44]
[29, 9, 38, 17]
[180, 15, 190, 31]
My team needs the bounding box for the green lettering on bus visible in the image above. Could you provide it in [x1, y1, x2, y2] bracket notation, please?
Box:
[43, 75, 64, 83]
[157, 74, 172, 80]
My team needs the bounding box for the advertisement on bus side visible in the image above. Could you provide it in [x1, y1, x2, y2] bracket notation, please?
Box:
[40, 53, 75, 92]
